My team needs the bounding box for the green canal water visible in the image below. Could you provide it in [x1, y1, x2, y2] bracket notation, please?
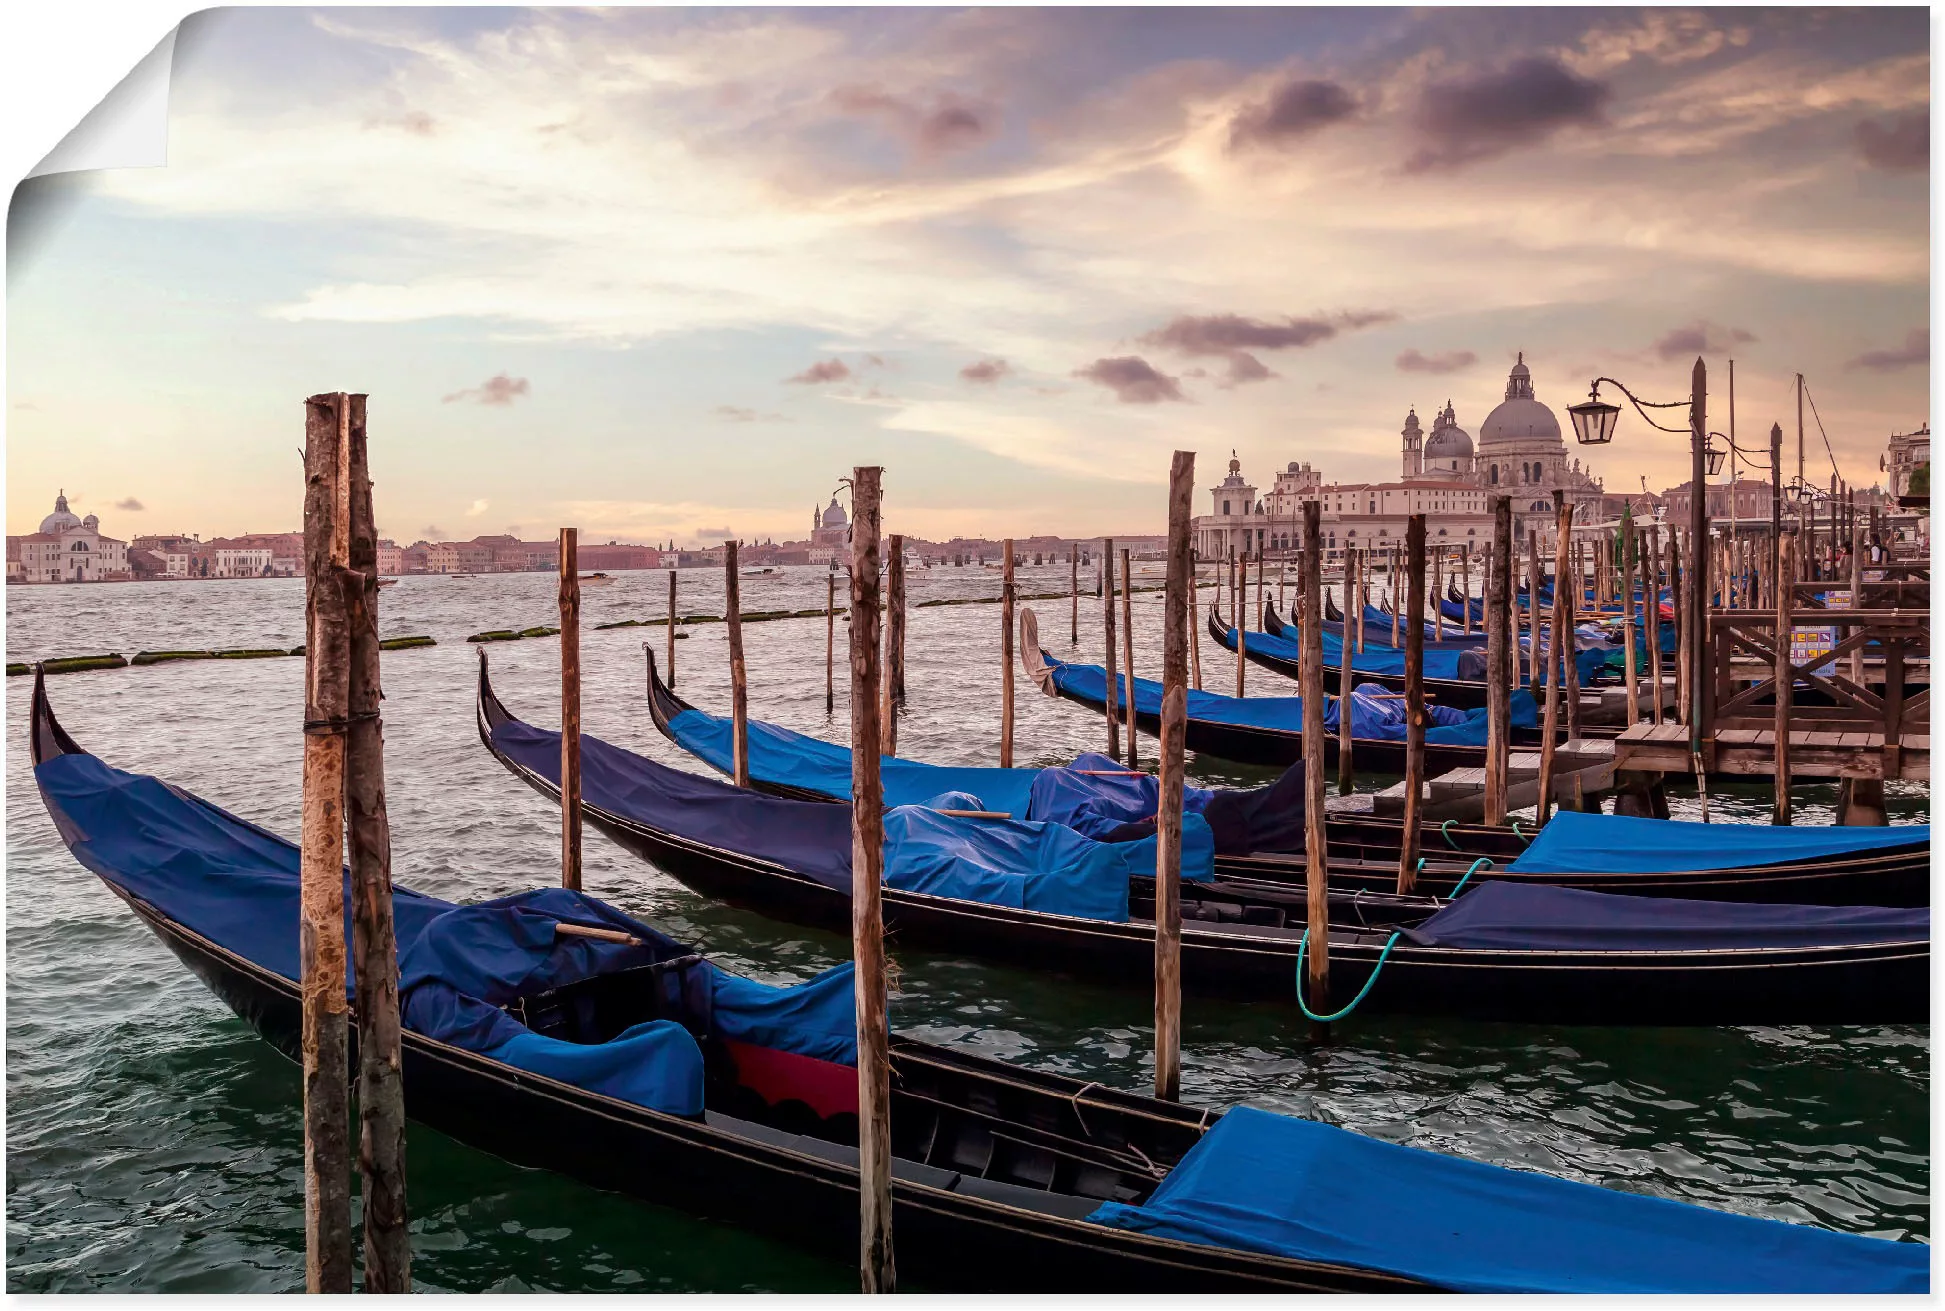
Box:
[6, 566, 1928, 1291]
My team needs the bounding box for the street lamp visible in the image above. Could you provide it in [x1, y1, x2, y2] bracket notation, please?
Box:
[1568, 363, 1712, 793]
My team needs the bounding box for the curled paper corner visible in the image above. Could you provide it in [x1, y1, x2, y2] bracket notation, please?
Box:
[27, 25, 180, 180]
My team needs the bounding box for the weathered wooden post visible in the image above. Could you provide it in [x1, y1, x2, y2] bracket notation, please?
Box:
[1390, 545, 1402, 648]
[560, 529, 584, 887]
[1483, 498, 1511, 826]
[1563, 506, 1582, 744]
[847, 467, 895, 1294]
[1154, 451, 1195, 1102]
[1670, 530, 1687, 726]
[1000, 539, 1015, 768]
[1336, 555, 1356, 797]
[1233, 550, 1248, 700]
[1299, 502, 1330, 1038]
[1255, 548, 1267, 641]
[826, 571, 837, 715]
[1462, 544, 1474, 635]
[1527, 529, 1543, 698]
[722, 540, 750, 789]
[340, 394, 409, 1292]
[1623, 522, 1640, 727]
[1398, 515, 1427, 891]
[300, 393, 354, 1293]
[1070, 544, 1079, 646]
[1773, 533, 1794, 826]
[1535, 492, 1568, 826]
[667, 568, 678, 688]
[1431, 546, 1445, 642]
[1121, 546, 1137, 769]
[1351, 549, 1364, 652]
[1102, 538, 1121, 758]
[1188, 549, 1203, 690]
[1646, 525, 1665, 725]
[886, 534, 907, 724]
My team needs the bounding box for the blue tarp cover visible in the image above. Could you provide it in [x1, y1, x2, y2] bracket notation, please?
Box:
[1510, 809, 1929, 875]
[1046, 656, 1534, 746]
[35, 750, 857, 1120]
[1026, 754, 1215, 838]
[1089, 1105, 1926, 1293]
[1402, 880, 1928, 952]
[882, 804, 1214, 921]
[491, 719, 1206, 921]
[663, 704, 1038, 819]
[1228, 619, 1609, 684]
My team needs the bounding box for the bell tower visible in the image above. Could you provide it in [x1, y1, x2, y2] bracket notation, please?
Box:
[1401, 408, 1423, 478]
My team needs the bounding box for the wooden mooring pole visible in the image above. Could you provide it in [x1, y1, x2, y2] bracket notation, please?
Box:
[1483, 498, 1510, 826]
[1000, 539, 1016, 767]
[1299, 502, 1330, 1038]
[723, 540, 749, 789]
[1121, 546, 1137, 769]
[1102, 538, 1121, 758]
[667, 567, 678, 688]
[1154, 451, 1195, 1102]
[559, 529, 583, 888]
[1070, 545, 1079, 646]
[826, 571, 836, 715]
[1336, 552, 1355, 796]
[1623, 523, 1640, 727]
[1646, 525, 1665, 725]
[847, 467, 895, 1294]
[1535, 493, 1567, 826]
[341, 394, 410, 1292]
[887, 534, 907, 717]
[1773, 532, 1795, 826]
[1233, 549, 1248, 699]
[1398, 514, 1427, 891]
[1188, 549, 1203, 690]
[300, 393, 354, 1293]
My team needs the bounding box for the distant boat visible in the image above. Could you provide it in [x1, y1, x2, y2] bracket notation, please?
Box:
[579, 573, 615, 586]
[377, 578, 399, 589]
[739, 568, 774, 577]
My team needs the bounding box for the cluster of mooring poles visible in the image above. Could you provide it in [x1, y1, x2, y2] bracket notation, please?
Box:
[297, 392, 410, 1292]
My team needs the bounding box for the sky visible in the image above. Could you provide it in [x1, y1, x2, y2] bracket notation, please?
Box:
[5, 6, 1930, 546]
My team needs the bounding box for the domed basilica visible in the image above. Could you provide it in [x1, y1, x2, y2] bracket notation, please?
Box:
[1401, 355, 1605, 521]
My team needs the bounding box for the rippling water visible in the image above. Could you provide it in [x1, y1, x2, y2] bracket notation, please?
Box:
[6, 566, 1928, 1291]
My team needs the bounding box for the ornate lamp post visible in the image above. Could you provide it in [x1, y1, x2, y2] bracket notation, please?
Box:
[1567, 360, 1709, 771]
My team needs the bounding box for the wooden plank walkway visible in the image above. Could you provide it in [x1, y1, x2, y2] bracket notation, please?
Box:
[1615, 722, 1929, 781]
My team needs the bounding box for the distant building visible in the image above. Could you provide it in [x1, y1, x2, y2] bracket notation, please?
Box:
[376, 539, 403, 576]
[579, 541, 662, 571]
[807, 496, 851, 564]
[1886, 424, 1929, 497]
[11, 492, 129, 582]
[133, 533, 201, 578]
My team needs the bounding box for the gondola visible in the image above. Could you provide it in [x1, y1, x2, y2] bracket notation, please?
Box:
[644, 649, 1928, 906]
[1043, 611, 1512, 771]
[478, 656, 1927, 1025]
[27, 678, 1924, 1293]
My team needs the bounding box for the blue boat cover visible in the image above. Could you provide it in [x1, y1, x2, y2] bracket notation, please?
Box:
[490, 718, 1210, 922]
[662, 702, 1039, 819]
[1401, 880, 1927, 952]
[1510, 810, 1929, 875]
[35, 749, 856, 1120]
[1089, 1105, 1926, 1293]
[1045, 655, 1534, 746]
[1226, 619, 1608, 685]
[1025, 755, 1216, 838]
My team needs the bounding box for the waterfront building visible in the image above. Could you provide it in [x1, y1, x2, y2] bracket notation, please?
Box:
[10, 492, 129, 583]
[1886, 424, 1929, 497]
[132, 534, 201, 578]
[376, 539, 403, 576]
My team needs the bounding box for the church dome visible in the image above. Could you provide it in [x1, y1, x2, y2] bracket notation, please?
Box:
[821, 496, 848, 529]
[1423, 402, 1472, 460]
[1478, 352, 1562, 450]
[39, 491, 81, 535]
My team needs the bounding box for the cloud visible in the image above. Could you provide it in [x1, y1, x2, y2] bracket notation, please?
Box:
[1074, 356, 1185, 404]
[787, 358, 851, 385]
[365, 109, 436, 136]
[1138, 310, 1395, 385]
[114, 496, 145, 511]
[714, 404, 790, 422]
[1228, 78, 1356, 151]
[695, 526, 734, 540]
[1406, 57, 1610, 172]
[420, 525, 446, 540]
[1855, 111, 1927, 172]
[1395, 349, 1477, 375]
[959, 358, 1010, 384]
[465, 498, 489, 516]
[831, 84, 996, 155]
[1652, 321, 1756, 360]
[1846, 328, 1928, 372]
[441, 372, 530, 405]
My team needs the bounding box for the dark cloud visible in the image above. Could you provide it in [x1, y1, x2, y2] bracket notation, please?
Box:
[714, 405, 789, 423]
[1138, 310, 1395, 386]
[696, 526, 734, 540]
[1396, 348, 1477, 375]
[113, 496, 144, 511]
[1405, 57, 1609, 172]
[1228, 78, 1356, 151]
[1652, 322, 1755, 361]
[831, 85, 996, 155]
[442, 373, 530, 405]
[420, 525, 446, 541]
[1855, 111, 1928, 172]
[1074, 356, 1185, 404]
[786, 358, 852, 385]
[1846, 328, 1928, 372]
[960, 358, 1010, 384]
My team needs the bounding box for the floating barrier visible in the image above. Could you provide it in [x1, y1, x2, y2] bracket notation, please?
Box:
[9, 639, 435, 675]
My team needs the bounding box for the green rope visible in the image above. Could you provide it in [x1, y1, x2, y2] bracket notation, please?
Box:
[1295, 928, 1401, 1023]
[1511, 820, 1532, 846]
[1447, 857, 1494, 898]
[1439, 820, 1459, 850]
